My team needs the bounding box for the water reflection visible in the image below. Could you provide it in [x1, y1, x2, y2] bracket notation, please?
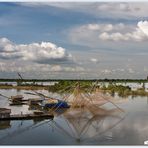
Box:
[0, 89, 148, 145]
[0, 119, 52, 144]
[52, 107, 125, 143]
[0, 103, 125, 144]
[0, 121, 11, 130]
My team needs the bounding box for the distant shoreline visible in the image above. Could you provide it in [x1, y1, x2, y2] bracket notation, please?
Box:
[0, 85, 49, 90]
[0, 78, 148, 83]
[0, 80, 148, 97]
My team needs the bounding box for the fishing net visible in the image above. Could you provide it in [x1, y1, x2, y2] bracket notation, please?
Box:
[63, 84, 123, 116]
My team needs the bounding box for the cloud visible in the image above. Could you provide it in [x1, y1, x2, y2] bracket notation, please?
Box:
[90, 58, 98, 63]
[75, 23, 125, 32]
[99, 30, 146, 42]
[138, 21, 148, 36]
[97, 3, 131, 12]
[101, 69, 112, 74]
[32, 2, 148, 19]
[0, 60, 85, 73]
[63, 66, 85, 72]
[87, 23, 126, 32]
[50, 65, 62, 72]
[0, 38, 16, 52]
[0, 37, 72, 64]
[94, 3, 148, 19]
[0, 38, 88, 78]
[99, 21, 148, 42]
[69, 21, 148, 44]
[69, 22, 129, 45]
[128, 68, 135, 74]
[100, 68, 135, 76]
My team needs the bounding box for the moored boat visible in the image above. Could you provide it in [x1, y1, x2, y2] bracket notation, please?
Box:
[41, 99, 70, 108]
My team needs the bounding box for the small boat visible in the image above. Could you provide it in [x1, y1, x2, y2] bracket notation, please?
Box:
[41, 99, 70, 108]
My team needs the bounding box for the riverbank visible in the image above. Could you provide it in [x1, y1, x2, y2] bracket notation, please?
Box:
[0, 85, 49, 90]
[0, 80, 148, 97]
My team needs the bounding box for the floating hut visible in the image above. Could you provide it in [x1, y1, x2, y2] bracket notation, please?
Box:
[11, 95, 24, 102]
[28, 104, 42, 111]
[28, 98, 43, 106]
[0, 108, 11, 118]
[10, 95, 26, 105]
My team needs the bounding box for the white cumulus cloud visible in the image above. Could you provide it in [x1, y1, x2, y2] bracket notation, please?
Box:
[0, 37, 72, 64]
[78, 23, 125, 32]
[138, 21, 148, 36]
[99, 21, 148, 42]
[90, 58, 98, 63]
[97, 3, 132, 12]
[69, 21, 148, 43]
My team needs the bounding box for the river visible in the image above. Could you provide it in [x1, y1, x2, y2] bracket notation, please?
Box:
[0, 88, 148, 145]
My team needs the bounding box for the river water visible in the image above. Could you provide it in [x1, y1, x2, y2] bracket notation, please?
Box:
[0, 88, 148, 145]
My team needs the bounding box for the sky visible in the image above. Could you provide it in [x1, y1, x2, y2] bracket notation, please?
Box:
[0, 2, 148, 79]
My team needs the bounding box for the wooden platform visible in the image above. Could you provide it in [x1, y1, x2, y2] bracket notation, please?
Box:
[9, 103, 28, 106]
[0, 113, 54, 121]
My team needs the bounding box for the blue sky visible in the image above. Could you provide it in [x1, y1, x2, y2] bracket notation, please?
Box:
[0, 2, 148, 79]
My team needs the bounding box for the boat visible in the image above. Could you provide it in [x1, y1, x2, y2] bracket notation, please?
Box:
[41, 99, 70, 108]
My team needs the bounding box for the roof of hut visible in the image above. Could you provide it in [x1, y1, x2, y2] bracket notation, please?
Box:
[11, 95, 23, 100]
[0, 108, 11, 114]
